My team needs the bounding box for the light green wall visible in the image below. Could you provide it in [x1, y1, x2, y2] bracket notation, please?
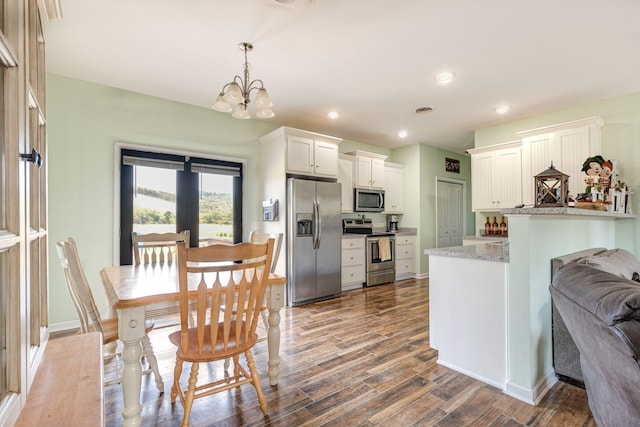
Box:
[47, 74, 279, 326]
[391, 144, 473, 274]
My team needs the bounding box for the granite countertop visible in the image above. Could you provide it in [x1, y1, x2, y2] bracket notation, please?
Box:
[342, 227, 417, 238]
[424, 242, 509, 263]
[463, 235, 507, 241]
[501, 206, 636, 219]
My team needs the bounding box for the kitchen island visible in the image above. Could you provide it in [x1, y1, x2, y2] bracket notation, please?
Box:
[425, 242, 509, 390]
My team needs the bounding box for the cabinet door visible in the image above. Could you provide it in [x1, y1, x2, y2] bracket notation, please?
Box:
[384, 166, 404, 213]
[286, 136, 314, 175]
[370, 158, 385, 189]
[338, 157, 354, 212]
[556, 127, 590, 198]
[355, 156, 373, 187]
[494, 147, 522, 208]
[522, 133, 561, 205]
[471, 153, 494, 211]
[313, 141, 338, 178]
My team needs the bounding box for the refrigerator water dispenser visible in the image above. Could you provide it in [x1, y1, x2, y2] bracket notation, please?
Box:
[296, 213, 313, 236]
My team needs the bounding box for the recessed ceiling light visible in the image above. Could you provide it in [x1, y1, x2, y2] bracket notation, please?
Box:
[328, 111, 339, 119]
[435, 71, 455, 84]
[495, 105, 510, 114]
[274, 0, 296, 3]
[398, 130, 408, 138]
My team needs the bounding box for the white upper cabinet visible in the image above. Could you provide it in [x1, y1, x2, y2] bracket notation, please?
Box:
[286, 136, 339, 178]
[349, 151, 387, 189]
[468, 141, 522, 211]
[384, 163, 405, 213]
[518, 116, 603, 205]
[338, 154, 354, 213]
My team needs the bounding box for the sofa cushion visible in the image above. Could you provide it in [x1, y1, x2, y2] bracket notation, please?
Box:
[552, 262, 640, 325]
[579, 249, 640, 281]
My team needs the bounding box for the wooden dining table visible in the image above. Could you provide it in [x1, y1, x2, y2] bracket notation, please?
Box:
[99, 262, 286, 427]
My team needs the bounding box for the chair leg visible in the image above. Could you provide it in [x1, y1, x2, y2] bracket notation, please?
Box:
[232, 354, 241, 381]
[245, 350, 267, 414]
[181, 363, 199, 427]
[141, 335, 164, 393]
[223, 357, 231, 372]
[171, 358, 184, 404]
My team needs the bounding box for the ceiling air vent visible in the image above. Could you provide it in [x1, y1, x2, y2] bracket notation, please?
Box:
[415, 107, 433, 114]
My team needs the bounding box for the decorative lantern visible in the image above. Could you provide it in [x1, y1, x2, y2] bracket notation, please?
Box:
[534, 163, 570, 207]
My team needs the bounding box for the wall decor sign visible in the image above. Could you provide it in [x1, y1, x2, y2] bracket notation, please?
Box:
[445, 157, 460, 173]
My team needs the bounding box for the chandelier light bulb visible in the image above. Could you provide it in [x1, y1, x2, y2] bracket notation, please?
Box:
[232, 105, 251, 119]
[253, 88, 272, 109]
[223, 82, 243, 104]
[212, 94, 232, 113]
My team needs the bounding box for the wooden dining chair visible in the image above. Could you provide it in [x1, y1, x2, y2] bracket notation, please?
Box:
[169, 239, 275, 426]
[56, 238, 164, 392]
[222, 231, 282, 371]
[132, 230, 190, 265]
[132, 230, 190, 323]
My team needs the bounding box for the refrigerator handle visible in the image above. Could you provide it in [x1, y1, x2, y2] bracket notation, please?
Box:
[316, 200, 322, 249]
[312, 200, 319, 249]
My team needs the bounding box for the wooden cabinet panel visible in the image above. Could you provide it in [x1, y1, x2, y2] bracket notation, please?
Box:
[519, 117, 603, 205]
[469, 142, 522, 211]
[384, 164, 404, 213]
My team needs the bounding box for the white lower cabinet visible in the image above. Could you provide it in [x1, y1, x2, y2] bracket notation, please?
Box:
[341, 236, 365, 290]
[395, 235, 416, 281]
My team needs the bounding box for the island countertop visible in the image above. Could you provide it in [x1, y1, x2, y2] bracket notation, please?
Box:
[424, 242, 509, 263]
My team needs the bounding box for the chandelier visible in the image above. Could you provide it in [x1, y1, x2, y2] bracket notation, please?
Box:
[212, 42, 274, 119]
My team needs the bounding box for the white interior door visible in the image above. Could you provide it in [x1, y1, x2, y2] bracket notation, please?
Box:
[436, 179, 465, 248]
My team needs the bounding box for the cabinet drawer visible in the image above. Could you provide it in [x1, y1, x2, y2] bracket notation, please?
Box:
[395, 235, 416, 246]
[342, 265, 365, 285]
[396, 244, 415, 260]
[342, 237, 365, 250]
[342, 248, 365, 267]
[396, 258, 415, 275]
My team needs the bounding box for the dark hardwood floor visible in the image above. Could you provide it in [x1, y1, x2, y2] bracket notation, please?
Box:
[98, 278, 595, 426]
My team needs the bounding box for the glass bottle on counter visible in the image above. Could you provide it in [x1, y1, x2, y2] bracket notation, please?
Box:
[492, 216, 499, 235]
[500, 216, 507, 236]
[484, 217, 491, 236]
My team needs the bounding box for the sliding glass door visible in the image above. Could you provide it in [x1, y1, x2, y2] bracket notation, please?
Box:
[119, 149, 243, 264]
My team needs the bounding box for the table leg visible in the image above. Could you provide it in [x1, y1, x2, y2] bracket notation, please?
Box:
[267, 308, 281, 385]
[265, 283, 284, 386]
[118, 307, 145, 427]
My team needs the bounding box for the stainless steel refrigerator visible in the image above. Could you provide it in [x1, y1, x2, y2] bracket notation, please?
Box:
[287, 178, 342, 306]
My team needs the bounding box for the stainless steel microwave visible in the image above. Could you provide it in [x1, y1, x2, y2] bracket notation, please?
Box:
[354, 188, 385, 212]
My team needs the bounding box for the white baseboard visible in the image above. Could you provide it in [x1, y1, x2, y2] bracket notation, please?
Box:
[415, 272, 429, 279]
[436, 360, 506, 391]
[49, 320, 80, 333]
[504, 369, 558, 405]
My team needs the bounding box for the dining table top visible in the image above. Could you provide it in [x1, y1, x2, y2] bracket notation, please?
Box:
[100, 263, 287, 310]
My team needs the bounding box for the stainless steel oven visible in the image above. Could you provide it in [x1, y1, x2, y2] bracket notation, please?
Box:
[366, 234, 395, 286]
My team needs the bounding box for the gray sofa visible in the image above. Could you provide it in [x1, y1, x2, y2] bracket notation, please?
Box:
[550, 249, 640, 427]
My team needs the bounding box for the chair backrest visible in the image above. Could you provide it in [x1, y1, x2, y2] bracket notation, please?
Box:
[175, 239, 274, 356]
[132, 230, 190, 265]
[248, 231, 283, 274]
[56, 238, 104, 335]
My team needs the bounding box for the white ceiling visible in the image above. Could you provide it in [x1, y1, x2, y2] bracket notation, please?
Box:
[44, 0, 640, 153]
